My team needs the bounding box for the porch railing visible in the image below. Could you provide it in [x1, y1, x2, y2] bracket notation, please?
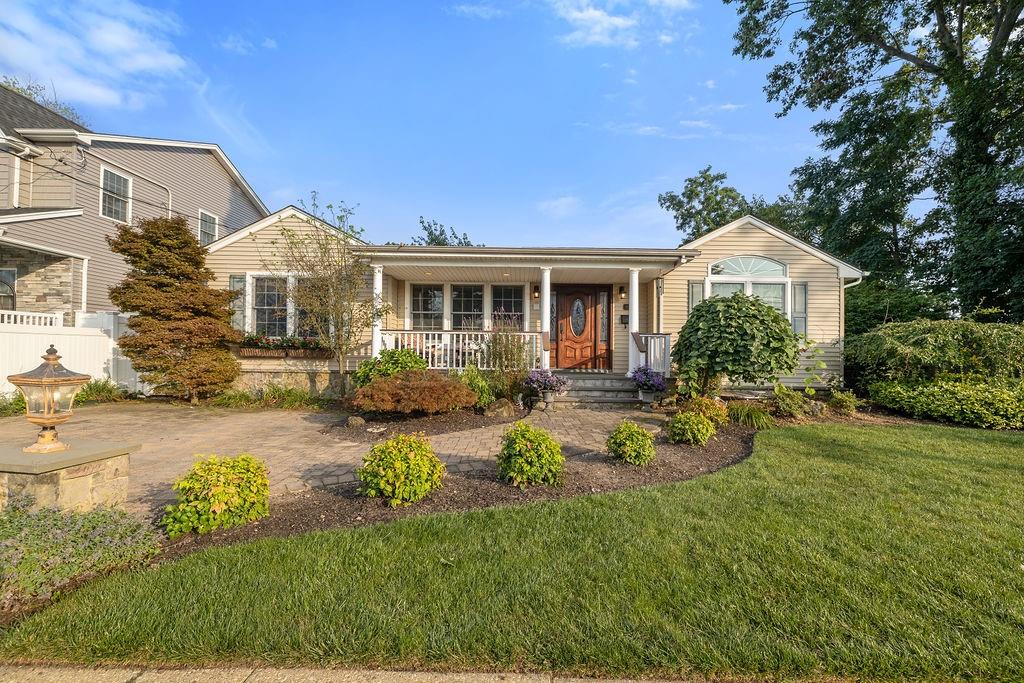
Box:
[0, 309, 64, 327]
[381, 329, 543, 371]
[636, 333, 671, 375]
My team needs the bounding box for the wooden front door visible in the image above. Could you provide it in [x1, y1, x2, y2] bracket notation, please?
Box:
[555, 287, 610, 369]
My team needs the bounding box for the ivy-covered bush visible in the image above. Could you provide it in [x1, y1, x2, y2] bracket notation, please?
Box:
[672, 292, 800, 397]
[772, 384, 812, 418]
[352, 348, 428, 388]
[351, 370, 478, 414]
[358, 433, 445, 506]
[497, 422, 564, 489]
[728, 401, 775, 430]
[827, 389, 862, 416]
[667, 411, 716, 446]
[161, 454, 270, 539]
[844, 319, 1024, 391]
[1, 495, 159, 615]
[606, 420, 656, 466]
[870, 379, 1024, 429]
[454, 364, 495, 408]
[680, 396, 729, 427]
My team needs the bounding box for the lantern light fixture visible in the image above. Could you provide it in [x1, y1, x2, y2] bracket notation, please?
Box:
[618, 286, 626, 300]
[7, 346, 91, 453]
[532, 285, 540, 299]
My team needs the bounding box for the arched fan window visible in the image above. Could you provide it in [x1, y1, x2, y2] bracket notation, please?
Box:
[710, 256, 786, 277]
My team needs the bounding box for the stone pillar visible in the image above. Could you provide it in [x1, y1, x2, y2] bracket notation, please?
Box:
[540, 267, 551, 370]
[628, 267, 640, 373]
[0, 441, 136, 512]
[370, 264, 384, 358]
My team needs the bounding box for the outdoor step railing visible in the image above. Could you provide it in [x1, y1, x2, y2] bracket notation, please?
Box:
[0, 309, 64, 327]
[381, 329, 543, 371]
[635, 332, 672, 375]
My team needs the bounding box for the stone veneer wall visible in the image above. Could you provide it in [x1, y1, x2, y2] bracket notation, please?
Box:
[235, 357, 352, 397]
[0, 453, 129, 512]
[0, 245, 76, 323]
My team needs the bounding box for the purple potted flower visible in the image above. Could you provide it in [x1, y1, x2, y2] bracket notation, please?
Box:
[524, 369, 571, 404]
[628, 365, 666, 403]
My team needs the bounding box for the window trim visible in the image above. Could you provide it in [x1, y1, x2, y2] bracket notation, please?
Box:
[0, 267, 16, 310]
[708, 255, 787, 278]
[199, 210, 220, 246]
[99, 165, 132, 223]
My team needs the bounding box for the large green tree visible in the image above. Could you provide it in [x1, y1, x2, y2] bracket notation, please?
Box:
[108, 217, 240, 403]
[412, 217, 477, 246]
[725, 0, 1024, 319]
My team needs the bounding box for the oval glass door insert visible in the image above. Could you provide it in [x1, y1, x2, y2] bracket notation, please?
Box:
[570, 298, 586, 336]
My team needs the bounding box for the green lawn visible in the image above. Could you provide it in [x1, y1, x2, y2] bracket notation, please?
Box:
[2, 424, 1023, 681]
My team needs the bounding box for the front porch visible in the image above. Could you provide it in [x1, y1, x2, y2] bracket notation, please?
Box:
[360, 244, 691, 376]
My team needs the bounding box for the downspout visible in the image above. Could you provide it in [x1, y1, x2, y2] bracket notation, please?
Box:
[80, 257, 89, 316]
[843, 276, 864, 289]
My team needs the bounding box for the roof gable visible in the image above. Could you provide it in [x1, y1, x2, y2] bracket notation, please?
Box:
[207, 206, 366, 252]
[682, 215, 868, 278]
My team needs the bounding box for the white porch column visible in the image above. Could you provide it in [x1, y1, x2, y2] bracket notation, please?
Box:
[370, 264, 384, 358]
[540, 267, 551, 370]
[628, 267, 640, 373]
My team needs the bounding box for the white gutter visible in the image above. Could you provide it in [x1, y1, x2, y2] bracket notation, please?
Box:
[843, 276, 865, 289]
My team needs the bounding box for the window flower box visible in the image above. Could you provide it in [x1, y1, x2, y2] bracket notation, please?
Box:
[285, 348, 334, 359]
[238, 347, 287, 358]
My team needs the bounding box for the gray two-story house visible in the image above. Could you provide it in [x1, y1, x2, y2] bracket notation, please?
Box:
[0, 86, 268, 324]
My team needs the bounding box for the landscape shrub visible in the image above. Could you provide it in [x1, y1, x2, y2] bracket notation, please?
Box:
[680, 396, 729, 427]
[844, 319, 1024, 391]
[497, 422, 564, 489]
[827, 389, 862, 416]
[523, 370, 571, 396]
[352, 348, 428, 388]
[870, 379, 1024, 429]
[161, 454, 270, 539]
[606, 420, 656, 466]
[727, 401, 775, 430]
[75, 379, 127, 404]
[671, 292, 800, 397]
[485, 320, 531, 401]
[667, 411, 716, 446]
[351, 370, 478, 415]
[0, 392, 26, 418]
[358, 433, 445, 506]
[1, 494, 159, 614]
[628, 365, 667, 392]
[772, 384, 812, 418]
[209, 384, 326, 410]
[454, 365, 494, 408]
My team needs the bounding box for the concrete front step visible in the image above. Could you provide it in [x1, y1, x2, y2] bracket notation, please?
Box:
[552, 395, 643, 406]
[563, 389, 639, 399]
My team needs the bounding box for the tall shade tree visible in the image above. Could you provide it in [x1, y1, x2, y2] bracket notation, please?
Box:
[263, 195, 390, 368]
[108, 216, 240, 403]
[412, 217, 477, 246]
[726, 0, 1024, 319]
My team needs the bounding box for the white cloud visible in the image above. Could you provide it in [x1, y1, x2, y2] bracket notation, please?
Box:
[646, 0, 695, 9]
[537, 195, 582, 219]
[698, 102, 746, 113]
[551, 1, 639, 48]
[219, 33, 254, 55]
[261, 37, 278, 49]
[451, 3, 505, 19]
[704, 79, 715, 89]
[679, 119, 713, 128]
[657, 32, 675, 44]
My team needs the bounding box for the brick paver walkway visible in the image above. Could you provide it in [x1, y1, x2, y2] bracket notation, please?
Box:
[0, 403, 661, 518]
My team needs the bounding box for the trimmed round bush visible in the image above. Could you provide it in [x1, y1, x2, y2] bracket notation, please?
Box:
[606, 420, 656, 466]
[772, 384, 812, 418]
[161, 454, 270, 539]
[352, 348, 428, 388]
[667, 411, 716, 446]
[498, 422, 564, 489]
[358, 433, 445, 506]
[351, 369, 478, 414]
[827, 389, 862, 416]
[680, 396, 729, 427]
[870, 379, 1024, 429]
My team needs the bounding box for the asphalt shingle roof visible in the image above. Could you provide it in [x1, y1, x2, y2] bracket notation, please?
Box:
[0, 85, 90, 142]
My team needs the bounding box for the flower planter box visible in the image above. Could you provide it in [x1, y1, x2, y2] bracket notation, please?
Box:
[286, 348, 334, 359]
[238, 347, 287, 358]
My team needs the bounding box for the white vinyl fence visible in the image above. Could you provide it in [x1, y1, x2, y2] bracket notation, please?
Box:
[0, 312, 144, 395]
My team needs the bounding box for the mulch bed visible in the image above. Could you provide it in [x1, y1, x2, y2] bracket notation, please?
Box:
[160, 423, 755, 562]
[323, 407, 530, 442]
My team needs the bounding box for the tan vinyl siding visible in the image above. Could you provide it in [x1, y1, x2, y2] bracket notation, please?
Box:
[662, 222, 844, 383]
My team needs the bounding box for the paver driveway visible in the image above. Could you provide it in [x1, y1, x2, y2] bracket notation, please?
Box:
[0, 402, 661, 518]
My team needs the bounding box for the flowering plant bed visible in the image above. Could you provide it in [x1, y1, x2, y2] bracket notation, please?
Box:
[240, 334, 329, 351]
[628, 365, 667, 392]
[237, 347, 287, 358]
[523, 370, 571, 396]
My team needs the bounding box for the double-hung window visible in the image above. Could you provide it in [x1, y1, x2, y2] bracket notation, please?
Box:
[707, 256, 788, 314]
[452, 285, 484, 330]
[411, 284, 443, 330]
[253, 276, 288, 337]
[100, 167, 131, 222]
[491, 285, 524, 330]
[199, 211, 219, 246]
[0, 268, 15, 310]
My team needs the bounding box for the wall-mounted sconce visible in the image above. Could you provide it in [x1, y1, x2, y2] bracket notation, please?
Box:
[532, 285, 540, 299]
[618, 286, 626, 300]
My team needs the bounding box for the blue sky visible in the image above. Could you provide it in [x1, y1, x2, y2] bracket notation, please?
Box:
[0, 0, 821, 246]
